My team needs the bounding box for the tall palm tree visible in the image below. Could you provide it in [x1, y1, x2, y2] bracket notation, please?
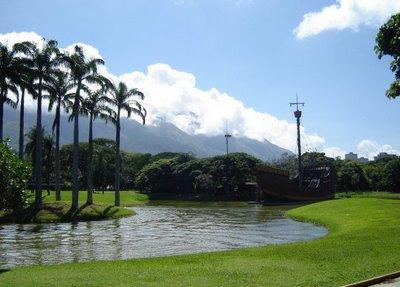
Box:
[43, 133, 54, 195]
[25, 126, 53, 193]
[108, 81, 146, 206]
[19, 40, 60, 209]
[0, 80, 18, 141]
[81, 89, 111, 205]
[62, 45, 109, 210]
[0, 42, 27, 141]
[17, 74, 36, 159]
[44, 70, 74, 201]
[25, 125, 44, 169]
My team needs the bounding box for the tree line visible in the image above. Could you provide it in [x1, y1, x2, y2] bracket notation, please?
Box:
[273, 152, 400, 193]
[20, 139, 262, 201]
[0, 39, 146, 210]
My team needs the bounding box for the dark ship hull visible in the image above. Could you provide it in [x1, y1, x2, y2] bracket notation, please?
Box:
[255, 165, 335, 203]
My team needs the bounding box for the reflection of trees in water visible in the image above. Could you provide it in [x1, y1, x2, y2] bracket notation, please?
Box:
[85, 221, 95, 261]
[0, 204, 326, 268]
[69, 222, 81, 262]
[112, 219, 123, 260]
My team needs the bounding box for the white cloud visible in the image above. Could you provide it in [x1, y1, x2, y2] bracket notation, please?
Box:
[174, 0, 185, 5]
[323, 146, 346, 159]
[118, 63, 326, 151]
[294, 0, 400, 39]
[0, 31, 44, 49]
[357, 139, 400, 160]
[1, 31, 326, 152]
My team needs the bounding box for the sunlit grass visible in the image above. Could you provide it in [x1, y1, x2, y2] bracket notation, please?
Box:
[41, 190, 149, 207]
[1, 191, 148, 224]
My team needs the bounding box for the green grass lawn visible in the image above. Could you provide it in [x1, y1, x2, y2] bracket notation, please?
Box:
[41, 190, 149, 207]
[0, 191, 149, 223]
[0, 193, 399, 286]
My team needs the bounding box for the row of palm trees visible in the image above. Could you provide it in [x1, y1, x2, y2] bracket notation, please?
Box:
[0, 39, 146, 210]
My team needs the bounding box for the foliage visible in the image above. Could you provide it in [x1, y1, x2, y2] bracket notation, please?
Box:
[383, 158, 400, 192]
[336, 160, 369, 192]
[273, 151, 399, 192]
[58, 138, 152, 190]
[0, 141, 31, 210]
[375, 12, 400, 99]
[272, 152, 334, 177]
[135, 152, 262, 199]
[25, 126, 54, 184]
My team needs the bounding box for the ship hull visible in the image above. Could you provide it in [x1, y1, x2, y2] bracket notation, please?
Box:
[255, 165, 335, 203]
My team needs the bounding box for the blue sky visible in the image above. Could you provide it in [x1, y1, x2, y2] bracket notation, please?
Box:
[1, 0, 399, 158]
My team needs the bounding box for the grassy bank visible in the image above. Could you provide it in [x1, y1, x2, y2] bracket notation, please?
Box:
[0, 193, 399, 286]
[41, 190, 149, 207]
[0, 191, 148, 223]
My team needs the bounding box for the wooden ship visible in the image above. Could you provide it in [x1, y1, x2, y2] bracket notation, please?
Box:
[256, 98, 335, 203]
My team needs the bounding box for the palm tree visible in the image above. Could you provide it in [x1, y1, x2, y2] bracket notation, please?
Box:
[20, 40, 60, 209]
[0, 42, 26, 141]
[108, 81, 146, 206]
[44, 70, 74, 201]
[25, 125, 44, 170]
[25, 126, 53, 194]
[81, 89, 111, 205]
[17, 74, 36, 159]
[62, 45, 110, 210]
[43, 133, 54, 195]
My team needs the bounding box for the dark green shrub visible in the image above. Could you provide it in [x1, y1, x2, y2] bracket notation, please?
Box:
[0, 141, 31, 210]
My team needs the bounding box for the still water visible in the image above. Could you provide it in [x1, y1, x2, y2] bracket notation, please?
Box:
[0, 201, 326, 268]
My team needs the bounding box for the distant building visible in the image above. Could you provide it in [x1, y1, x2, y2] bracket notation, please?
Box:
[345, 152, 358, 161]
[374, 152, 397, 161]
[358, 157, 369, 164]
[344, 152, 368, 163]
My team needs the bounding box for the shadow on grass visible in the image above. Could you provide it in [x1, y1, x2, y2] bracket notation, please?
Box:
[0, 269, 10, 275]
[61, 203, 120, 222]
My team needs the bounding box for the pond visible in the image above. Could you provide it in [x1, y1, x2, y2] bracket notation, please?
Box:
[0, 201, 327, 269]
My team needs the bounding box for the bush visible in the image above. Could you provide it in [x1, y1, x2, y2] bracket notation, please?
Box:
[135, 152, 262, 200]
[0, 141, 31, 211]
[384, 158, 400, 193]
[337, 161, 369, 192]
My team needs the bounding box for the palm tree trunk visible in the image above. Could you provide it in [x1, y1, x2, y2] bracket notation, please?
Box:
[114, 110, 121, 206]
[46, 148, 51, 195]
[0, 87, 4, 141]
[34, 77, 43, 210]
[55, 102, 61, 201]
[18, 88, 25, 159]
[71, 82, 81, 210]
[86, 113, 94, 205]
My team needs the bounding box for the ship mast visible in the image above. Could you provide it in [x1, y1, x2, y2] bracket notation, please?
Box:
[224, 121, 232, 156]
[290, 95, 305, 187]
[225, 133, 232, 155]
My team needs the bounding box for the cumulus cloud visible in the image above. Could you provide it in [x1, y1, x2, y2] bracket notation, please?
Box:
[294, 0, 400, 39]
[357, 139, 400, 160]
[119, 63, 327, 151]
[323, 146, 347, 159]
[0, 31, 44, 48]
[1, 31, 326, 152]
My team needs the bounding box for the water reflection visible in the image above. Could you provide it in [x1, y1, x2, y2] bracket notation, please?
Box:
[0, 201, 327, 268]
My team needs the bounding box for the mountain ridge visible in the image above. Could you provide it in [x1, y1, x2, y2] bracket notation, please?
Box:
[3, 108, 292, 162]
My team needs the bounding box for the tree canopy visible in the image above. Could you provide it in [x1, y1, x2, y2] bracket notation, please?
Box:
[375, 12, 400, 99]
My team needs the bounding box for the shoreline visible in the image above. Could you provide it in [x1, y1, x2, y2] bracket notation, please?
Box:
[0, 193, 399, 286]
[0, 190, 148, 224]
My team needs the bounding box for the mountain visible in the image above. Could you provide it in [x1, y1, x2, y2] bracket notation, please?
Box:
[3, 108, 291, 162]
